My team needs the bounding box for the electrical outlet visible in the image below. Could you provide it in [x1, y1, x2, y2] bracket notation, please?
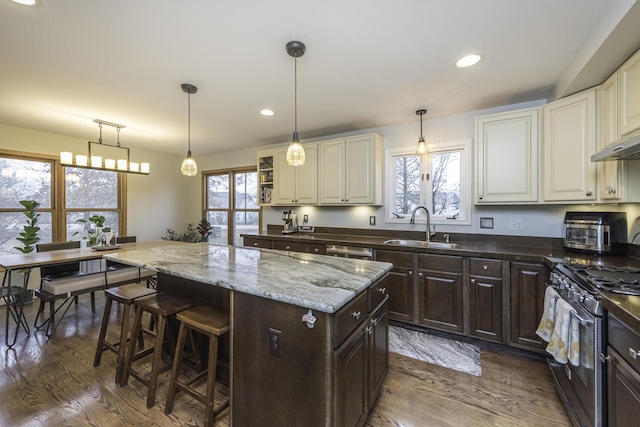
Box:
[369, 216, 376, 226]
[269, 328, 281, 357]
[303, 214, 309, 224]
[509, 218, 524, 231]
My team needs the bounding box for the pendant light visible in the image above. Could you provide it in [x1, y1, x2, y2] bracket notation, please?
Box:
[285, 40, 306, 166]
[415, 109, 428, 154]
[180, 83, 198, 176]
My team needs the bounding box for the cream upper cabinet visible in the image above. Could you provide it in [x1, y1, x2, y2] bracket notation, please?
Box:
[598, 73, 625, 201]
[273, 143, 317, 205]
[475, 108, 540, 204]
[619, 48, 640, 137]
[318, 133, 382, 205]
[543, 88, 597, 202]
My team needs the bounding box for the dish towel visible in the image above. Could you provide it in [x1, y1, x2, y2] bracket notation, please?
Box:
[546, 299, 579, 365]
[535, 286, 559, 342]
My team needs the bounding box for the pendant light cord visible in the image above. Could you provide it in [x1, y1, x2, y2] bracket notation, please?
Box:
[188, 92, 191, 153]
[294, 52, 298, 134]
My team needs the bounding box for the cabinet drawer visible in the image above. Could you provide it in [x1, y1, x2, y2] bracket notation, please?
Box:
[608, 313, 640, 372]
[368, 275, 389, 311]
[244, 237, 272, 249]
[272, 240, 306, 252]
[334, 291, 368, 348]
[375, 250, 414, 268]
[418, 254, 462, 273]
[306, 243, 326, 255]
[469, 258, 502, 277]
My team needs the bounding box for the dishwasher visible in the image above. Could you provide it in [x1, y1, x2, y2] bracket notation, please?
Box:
[325, 244, 374, 260]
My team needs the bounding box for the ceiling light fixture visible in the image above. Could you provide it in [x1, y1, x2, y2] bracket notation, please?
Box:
[180, 83, 198, 177]
[260, 109, 275, 116]
[456, 53, 483, 68]
[415, 109, 428, 154]
[285, 40, 306, 166]
[10, 0, 37, 5]
[59, 119, 149, 175]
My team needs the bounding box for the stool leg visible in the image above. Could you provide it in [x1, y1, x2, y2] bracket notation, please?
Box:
[164, 322, 188, 415]
[115, 300, 132, 385]
[205, 334, 220, 427]
[121, 304, 144, 387]
[93, 295, 113, 367]
[146, 314, 167, 408]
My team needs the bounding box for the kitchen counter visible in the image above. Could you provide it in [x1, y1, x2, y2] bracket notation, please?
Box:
[103, 242, 392, 313]
[600, 293, 640, 332]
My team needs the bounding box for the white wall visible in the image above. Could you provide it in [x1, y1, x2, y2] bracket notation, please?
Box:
[0, 123, 196, 240]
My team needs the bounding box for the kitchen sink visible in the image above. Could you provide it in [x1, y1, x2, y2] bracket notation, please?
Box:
[383, 239, 458, 249]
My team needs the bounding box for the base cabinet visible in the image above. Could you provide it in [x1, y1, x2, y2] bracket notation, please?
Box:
[510, 261, 548, 350]
[417, 254, 464, 334]
[468, 258, 503, 342]
[374, 250, 415, 323]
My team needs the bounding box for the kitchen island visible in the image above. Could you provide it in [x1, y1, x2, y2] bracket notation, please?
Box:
[104, 242, 392, 427]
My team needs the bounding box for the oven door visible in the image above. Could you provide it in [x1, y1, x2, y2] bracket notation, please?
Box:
[548, 292, 603, 427]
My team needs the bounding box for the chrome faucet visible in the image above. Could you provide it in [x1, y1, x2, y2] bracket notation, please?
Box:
[410, 206, 435, 242]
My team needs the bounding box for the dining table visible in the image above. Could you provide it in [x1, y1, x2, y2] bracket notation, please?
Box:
[0, 240, 174, 348]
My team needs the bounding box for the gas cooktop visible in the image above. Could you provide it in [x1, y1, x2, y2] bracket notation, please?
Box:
[564, 264, 640, 296]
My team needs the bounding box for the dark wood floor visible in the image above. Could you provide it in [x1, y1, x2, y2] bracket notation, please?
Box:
[1, 294, 571, 426]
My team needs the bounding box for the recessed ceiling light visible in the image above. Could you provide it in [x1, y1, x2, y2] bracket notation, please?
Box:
[456, 54, 483, 68]
[260, 109, 275, 116]
[11, 0, 37, 5]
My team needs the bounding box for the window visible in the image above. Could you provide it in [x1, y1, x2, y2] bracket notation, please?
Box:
[385, 139, 471, 225]
[204, 167, 259, 246]
[0, 150, 126, 254]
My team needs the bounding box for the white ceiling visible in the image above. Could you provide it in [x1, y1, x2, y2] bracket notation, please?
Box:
[1, 0, 640, 157]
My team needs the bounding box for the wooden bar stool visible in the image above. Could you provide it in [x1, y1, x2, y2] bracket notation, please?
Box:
[165, 305, 230, 426]
[93, 283, 157, 384]
[121, 292, 194, 408]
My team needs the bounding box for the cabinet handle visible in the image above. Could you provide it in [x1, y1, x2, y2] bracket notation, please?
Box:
[372, 317, 380, 326]
[418, 272, 423, 277]
[479, 195, 483, 200]
[470, 278, 476, 284]
[483, 265, 488, 270]
[351, 311, 361, 320]
[630, 348, 639, 359]
[285, 245, 291, 250]
[366, 326, 373, 335]
[600, 353, 611, 363]
[378, 287, 386, 294]
[314, 248, 319, 252]
[408, 270, 413, 276]
[586, 191, 593, 197]
[253, 242, 258, 247]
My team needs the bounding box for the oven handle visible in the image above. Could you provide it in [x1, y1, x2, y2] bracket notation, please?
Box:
[570, 310, 594, 327]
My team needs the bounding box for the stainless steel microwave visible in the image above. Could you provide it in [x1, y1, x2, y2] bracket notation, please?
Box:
[563, 211, 627, 255]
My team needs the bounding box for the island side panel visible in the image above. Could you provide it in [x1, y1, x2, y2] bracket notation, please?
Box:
[231, 291, 331, 427]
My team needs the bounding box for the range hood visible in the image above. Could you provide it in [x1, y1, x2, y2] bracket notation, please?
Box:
[592, 133, 640, 161]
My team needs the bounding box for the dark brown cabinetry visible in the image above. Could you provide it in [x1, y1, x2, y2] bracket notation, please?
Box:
[374, 250, 415, 322]
[272, 240, 306, 252]
[607, 313, 640, 427]
[244, 237, 326, 255]
[468, 258, 503, 342]
[243, 236, 273, 249]
[417, 254, 464, 334]
[510, 261, 548, 350]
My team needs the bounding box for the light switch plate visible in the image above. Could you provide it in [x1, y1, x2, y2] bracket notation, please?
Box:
[369, 216, 376, 226]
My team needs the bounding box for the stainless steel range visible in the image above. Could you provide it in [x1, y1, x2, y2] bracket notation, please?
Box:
[547, 262, 640, 427]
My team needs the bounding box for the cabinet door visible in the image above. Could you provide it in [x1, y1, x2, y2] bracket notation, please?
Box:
[294, 143, 318, 204]
[334, 322, 368, 427]
[274, 148, 296, 204]
[243, 237, 272, 249]
[345, 135, 375, 204]
[375, 250, 415, 323]
[510, 262, 548, 350]
[368, 300, 388, 409]
[598, 73, 625, 201]
[607, 346, 640, 427]
[475, 108, 539, 203]
[619, 48, 640, 137]
[468, 275, 502, 342]
[543, 89, 597, 202]
[319, 139, 346, 204]
[417, 269, 463, 334]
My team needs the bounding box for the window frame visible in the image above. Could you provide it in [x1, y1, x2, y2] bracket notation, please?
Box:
[0, 149, 127, 245]
[203, 166, 260, 246]
[384, 139, 472, 226]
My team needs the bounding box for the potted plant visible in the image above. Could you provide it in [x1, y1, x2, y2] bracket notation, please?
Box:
[196, 217, 212, 242]
[162, 223, 200, 243]
[12, 199, 40, 303]
[74, 214, 111, 246]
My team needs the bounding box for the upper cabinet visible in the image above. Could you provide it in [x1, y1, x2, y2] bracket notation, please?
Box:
[619, 48, 640, 137]
[598, 73, 626, 202]
[258, 151, 275, 206]
[273, 143, 318, 205]
[542, 88, 597, 202]
[475, 108, 540, 204]
[318, 133, 383, 205]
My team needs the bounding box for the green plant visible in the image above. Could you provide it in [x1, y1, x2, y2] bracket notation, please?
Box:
[74, 215, 112, 246]
[162, 223, 200, 243]
[14, 200, 41, 254]
[196, 217, 212, 238]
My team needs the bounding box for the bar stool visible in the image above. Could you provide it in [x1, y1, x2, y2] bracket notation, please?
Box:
[93, 283, 157, 384]
[121, 292, 194, 408]
[164, 305, 230, 426]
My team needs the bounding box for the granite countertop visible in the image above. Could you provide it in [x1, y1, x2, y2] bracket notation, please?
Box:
[103, 242, 392, 314]
[600, 293, 640, 332]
